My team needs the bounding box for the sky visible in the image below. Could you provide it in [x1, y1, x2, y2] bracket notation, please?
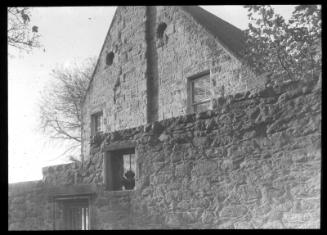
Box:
[8, 5, 297, 183]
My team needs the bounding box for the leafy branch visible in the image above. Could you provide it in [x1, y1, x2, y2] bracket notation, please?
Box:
[242, 5, 321, 83]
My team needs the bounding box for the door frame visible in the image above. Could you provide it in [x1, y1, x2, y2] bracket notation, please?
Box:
[53, 195, 91, 230]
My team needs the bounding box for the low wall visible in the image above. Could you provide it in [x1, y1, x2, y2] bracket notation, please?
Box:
[8, 181, 52, 230]
[9, 76, 321, 229]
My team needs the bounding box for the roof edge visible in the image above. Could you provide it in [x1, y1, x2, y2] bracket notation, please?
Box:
[179, 6, 246, 62]
[81, 7, 119, 106]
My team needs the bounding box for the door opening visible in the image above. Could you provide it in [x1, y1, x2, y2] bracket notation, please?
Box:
[63, 199, 89, 230]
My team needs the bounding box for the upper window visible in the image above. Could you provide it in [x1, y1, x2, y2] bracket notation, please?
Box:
[157, 22, 167, 39]
[91, 112, 103, 136]
[105, 148, 136, 191]
[188, 73, 211, 113]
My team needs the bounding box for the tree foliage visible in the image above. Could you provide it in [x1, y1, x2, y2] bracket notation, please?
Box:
[8, 7, 41, 52]
[39, 58, 96, 159]
[242, 5, 321, 82]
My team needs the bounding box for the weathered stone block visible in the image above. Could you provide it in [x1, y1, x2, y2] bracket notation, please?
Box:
[158, 133, 169, 142]
[175, 163, 192, 177]
[220, 205, 247, 219]
[192, 136, 207, 147]
[192, 160, 217, 176]
[261, 220, 284, 229]
[234, 221, 253, 229]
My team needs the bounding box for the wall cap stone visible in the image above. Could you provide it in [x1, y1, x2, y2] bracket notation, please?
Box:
[9, 180, 43, 196]
[47, 184, 97, 199]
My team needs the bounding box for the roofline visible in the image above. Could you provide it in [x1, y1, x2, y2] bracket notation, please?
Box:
[179, 6, 245, 62]
[81, 7, 119, 106]
[82, 6, 252, 106]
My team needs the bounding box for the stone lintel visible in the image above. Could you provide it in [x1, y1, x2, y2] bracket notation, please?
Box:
[47, 184, 97, 200]
[102, 140, 136, 152]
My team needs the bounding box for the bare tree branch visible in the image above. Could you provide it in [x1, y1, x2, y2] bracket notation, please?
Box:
[38, 57, 96, 161]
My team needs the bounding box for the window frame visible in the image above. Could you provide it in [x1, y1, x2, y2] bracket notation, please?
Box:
[91, 111, 103, 136]
[187, 71, 211, 113]
[157, 22, 167, 39]
[62, 198, 90, 230]
[104, 143, 137, 192]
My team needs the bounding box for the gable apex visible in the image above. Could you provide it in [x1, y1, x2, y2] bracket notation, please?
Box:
[179, 6, 246, 59]
[83, 6, 247, 106]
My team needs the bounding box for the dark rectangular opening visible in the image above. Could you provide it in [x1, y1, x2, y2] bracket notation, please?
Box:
[62, 199, 89, 230]
[105, 148, 136, 191]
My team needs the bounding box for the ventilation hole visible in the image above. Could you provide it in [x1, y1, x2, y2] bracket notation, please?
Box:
[157, 22, 167, 39]
[106, 52, 114, 66]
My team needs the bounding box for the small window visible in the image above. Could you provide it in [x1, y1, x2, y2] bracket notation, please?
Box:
[188, 73, 211, 113]
[157, 22, 167, 39]
[91, 112, 103, 136]
[106, 52, 114, 66]
[105, 148, 136, 191]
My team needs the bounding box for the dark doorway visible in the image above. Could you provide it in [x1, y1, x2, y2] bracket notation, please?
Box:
[63, 199, 89, 230]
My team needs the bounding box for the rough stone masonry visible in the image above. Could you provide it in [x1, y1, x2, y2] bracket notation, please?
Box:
[80, 6, 262, 157]
[9, 6, 321, 230]
[9, 75, 321, 229]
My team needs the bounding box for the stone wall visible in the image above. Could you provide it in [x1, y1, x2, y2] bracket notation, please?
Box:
[109, 75, 319, 229]
[82, 6, 148, 157]
[8, 181, 53, 230]
[42, 155, 104, 186]
[81, 6, 261, 159]
[128, 76, 321, 229]
[8, 181, 134, 230]
[9, 75, 321, 229]
[155, 6, 261, 120]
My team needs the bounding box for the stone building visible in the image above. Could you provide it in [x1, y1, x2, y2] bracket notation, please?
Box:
[9, 6, 321, 230]
[80, 5, 265, 158]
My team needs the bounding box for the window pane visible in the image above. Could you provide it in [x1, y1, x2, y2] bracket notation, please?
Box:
[192, 75, 210, 103]
[95, 117, 98, 133]
[194, 101, 210, 113]
[96, 116, 99, 132]
[97, 114, 101, 132]
[86, 207, 89, 230]
[122, 153, 135, 190]
[99, 114, 103, 131]
[123, 154, 130, 173]
[130, 154, 136, 174]
[82, 208, 84, 230]
[123, 154, 136, 174]
[93, 113, 103, 133]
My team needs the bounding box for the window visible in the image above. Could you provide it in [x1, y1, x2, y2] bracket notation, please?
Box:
[106, 52, 114, 66]
[105, 148, 136, 191]
[188, 72, 211, 113]
[91, 112, 103, 136]
[63, 199, 89, 230]
[157, 22, 167, 39]
[157, 22, 168, 47]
